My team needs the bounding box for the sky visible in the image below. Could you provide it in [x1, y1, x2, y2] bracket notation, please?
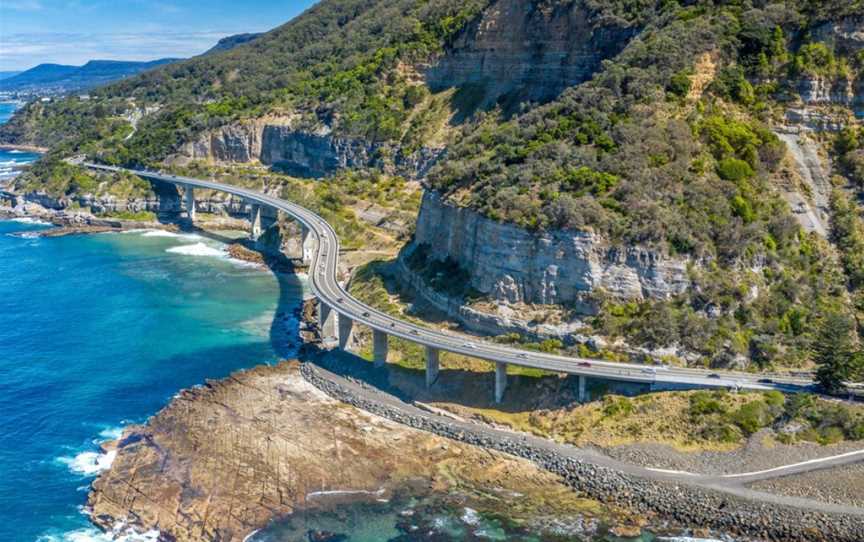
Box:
[0, 0, 319, 71]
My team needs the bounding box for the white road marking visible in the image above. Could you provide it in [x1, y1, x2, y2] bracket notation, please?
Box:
[647, 448, 864, 479]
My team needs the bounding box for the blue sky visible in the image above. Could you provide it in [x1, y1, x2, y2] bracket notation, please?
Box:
[0, 1, 319, 71]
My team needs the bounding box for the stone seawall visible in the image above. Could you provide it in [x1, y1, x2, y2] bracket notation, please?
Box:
[413, 190, 691, 306]
[299, 362, 864, 542]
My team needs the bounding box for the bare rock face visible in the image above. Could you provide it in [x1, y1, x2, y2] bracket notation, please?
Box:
[426, 0, 638, 104]
[181, 118, 267, 163]
[175, 120, 441, 179]
[413, 191, 690, 306]
[794, 14, 864, 111]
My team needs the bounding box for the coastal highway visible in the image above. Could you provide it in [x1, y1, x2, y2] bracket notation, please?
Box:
[84, 163, 817, 394]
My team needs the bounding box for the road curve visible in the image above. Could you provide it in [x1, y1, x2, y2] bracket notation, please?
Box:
[84, 163, 816, 393]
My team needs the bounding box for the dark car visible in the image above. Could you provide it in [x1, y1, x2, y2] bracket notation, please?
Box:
[758, 378, 774, 384]
[577, 361, 592, 368]
[708, 373, 721, 379]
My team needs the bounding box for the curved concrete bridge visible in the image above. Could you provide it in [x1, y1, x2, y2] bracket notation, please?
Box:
[85, 163, 816, 403]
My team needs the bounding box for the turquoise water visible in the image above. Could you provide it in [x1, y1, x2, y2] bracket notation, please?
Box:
[0, 221, 303, 541]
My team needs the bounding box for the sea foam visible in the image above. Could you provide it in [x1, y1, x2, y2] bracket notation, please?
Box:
[166, 242, 225, 258]
[38, 527, 161, 542]
[58, 450, 116, 476]
[11, 217, 51, 225]
[141, 230, 200, 240]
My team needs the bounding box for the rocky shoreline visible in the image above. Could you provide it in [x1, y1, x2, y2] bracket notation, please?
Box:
[298, 361, 864, 542]
[87, 361, 630, 542]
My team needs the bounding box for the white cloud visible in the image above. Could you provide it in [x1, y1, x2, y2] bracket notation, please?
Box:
[2, 0, 44, 11]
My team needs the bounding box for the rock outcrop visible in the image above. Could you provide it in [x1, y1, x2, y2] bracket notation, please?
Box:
[412, 191, 690, 306]
[175, 119, 441, 178]
[88, 362, 602, 542]
[426, 0, 639, 104]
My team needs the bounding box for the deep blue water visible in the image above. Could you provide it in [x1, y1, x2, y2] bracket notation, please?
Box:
[0, 221, 303, 541]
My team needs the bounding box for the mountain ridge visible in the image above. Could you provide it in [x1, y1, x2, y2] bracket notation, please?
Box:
[0, 58, 181, 94]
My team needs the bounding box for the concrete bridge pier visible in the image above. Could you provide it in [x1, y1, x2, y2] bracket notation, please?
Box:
[338, 314, 353, 350]
[373, 329, 388, 367]
[301, 225, 312, 265]
[249, 203, 262, 240]
[425, 346, 439, 388]
[495, 362, 508, 403]
[578, 375, 587, 403]
[184, 186, 196, 221]
[318, 302, 337, 341]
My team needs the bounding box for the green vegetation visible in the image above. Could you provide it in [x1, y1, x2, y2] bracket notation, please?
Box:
[0, 0, 491, 165]
[465, 388, 864, 452]
[813, 312, 864, 394]
[99, 210, 158, 221]
[4, 0, 864, 377]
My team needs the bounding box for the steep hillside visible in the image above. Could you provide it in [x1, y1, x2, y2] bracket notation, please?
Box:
[3, 0, 864, 372]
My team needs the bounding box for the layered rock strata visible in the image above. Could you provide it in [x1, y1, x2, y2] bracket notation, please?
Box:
[426, 0, 639, 104]
[412, 190, 690, 306]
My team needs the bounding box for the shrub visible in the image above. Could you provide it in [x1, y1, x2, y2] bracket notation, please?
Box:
[763, 390, 785, 408]
[729, 400, 772, 435]
[819, 426, 844, 445]
[603, 396, 634, 417]
[717, 158, 754, 181]
[668, 69, 692, 98]
[689, 391, 727, 416]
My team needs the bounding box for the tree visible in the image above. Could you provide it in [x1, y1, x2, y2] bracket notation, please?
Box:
[813, 312, 858, 393]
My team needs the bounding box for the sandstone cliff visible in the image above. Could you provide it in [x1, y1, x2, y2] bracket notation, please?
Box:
[412, 191, 690, 307]
[426, 0, 638, 104]
[175, 119, 441, 179]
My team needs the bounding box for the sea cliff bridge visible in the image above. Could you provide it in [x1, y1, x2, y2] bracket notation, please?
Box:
[85, 163, 816, 403]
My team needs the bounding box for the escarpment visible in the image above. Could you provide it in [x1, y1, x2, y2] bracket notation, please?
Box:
[410, 191, 690, 307]
[175, 120, 441, 179]
[426, 0, 639, 104]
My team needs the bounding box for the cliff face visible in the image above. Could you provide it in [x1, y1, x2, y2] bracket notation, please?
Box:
[794, 14, 864, 110]
[176, 120, 441, 178]
[426, 0, 638, 104]
[412, 191, 690, 306]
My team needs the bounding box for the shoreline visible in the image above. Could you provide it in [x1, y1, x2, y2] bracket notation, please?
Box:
[0, 143, 48, 153]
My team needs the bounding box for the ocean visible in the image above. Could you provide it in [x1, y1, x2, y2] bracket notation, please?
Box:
[0, 220, 303, 541]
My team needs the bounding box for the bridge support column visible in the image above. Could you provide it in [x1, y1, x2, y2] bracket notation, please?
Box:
[301, 225, 312, 265]
[338, 314, 353, 350]
[249, 203, 262, 241]
[495, 362, 508, 404]
[184, 187, 196, 221]
[373, 329, 388, 368]
[318, 302, 337, 340]
[578, 375, 587, 403]
[425, 346, 439, 389]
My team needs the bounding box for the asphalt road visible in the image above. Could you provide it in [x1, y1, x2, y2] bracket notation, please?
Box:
[84, 163, 817, 394]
